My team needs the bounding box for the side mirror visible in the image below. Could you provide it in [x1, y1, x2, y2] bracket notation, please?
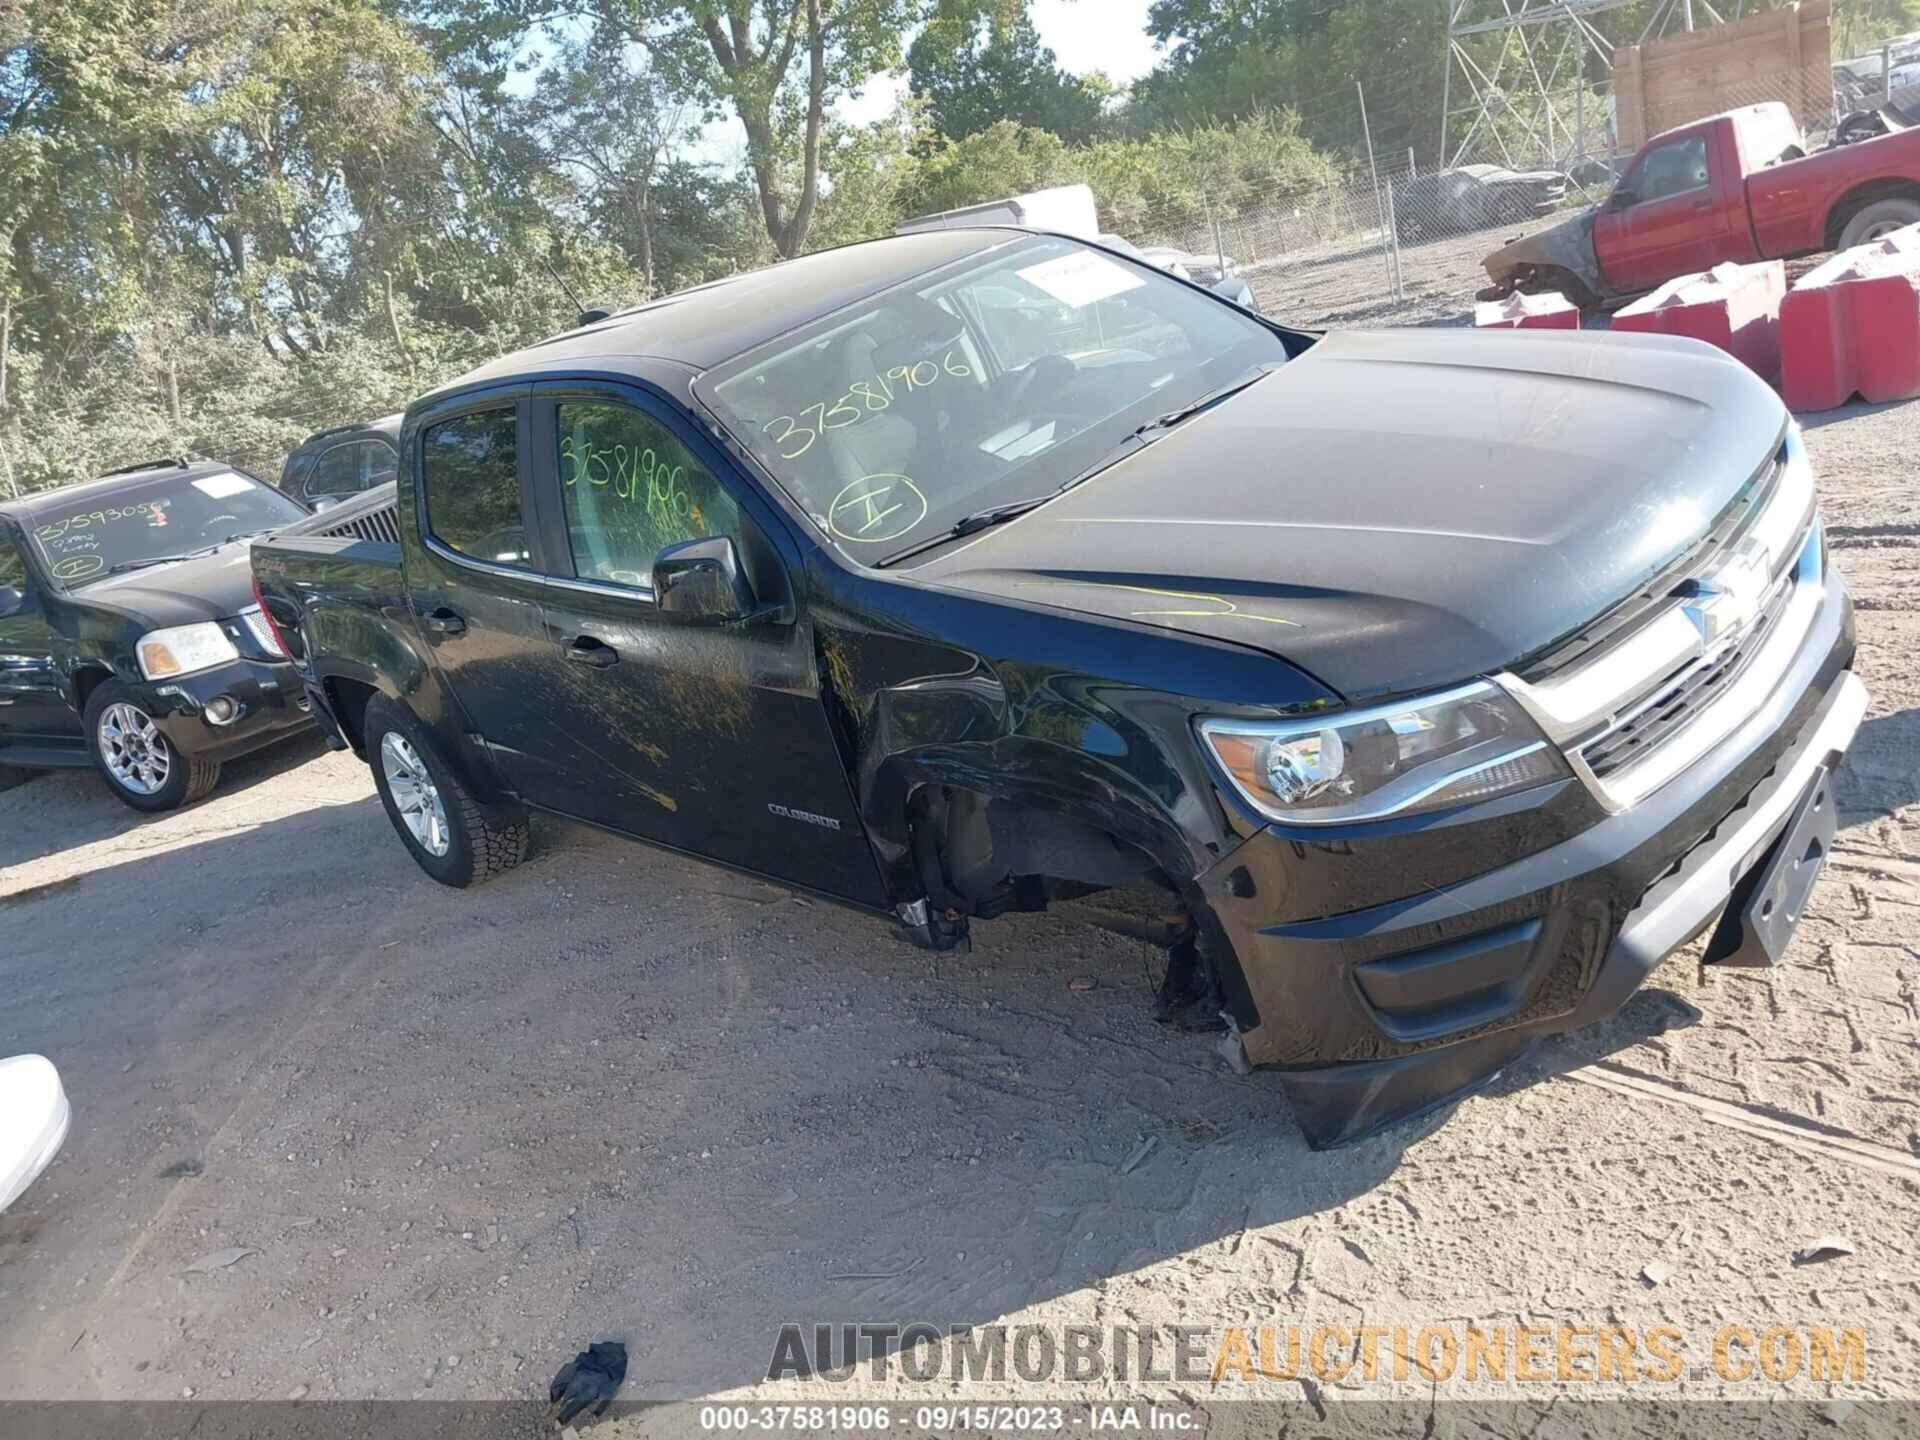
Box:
[1211, 277, 1260, 312]
[653, 536, 758, 622]
[0, 585, 24, 618]
[310, 496, 340, 514]
[1608, 187, 1638, 211]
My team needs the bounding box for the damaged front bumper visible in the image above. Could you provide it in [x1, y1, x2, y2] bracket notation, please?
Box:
[1195, 567, 1861, 1148]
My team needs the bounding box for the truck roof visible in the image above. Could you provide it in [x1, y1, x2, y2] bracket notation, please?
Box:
[414, 228, 1017, 409]
[1644, 100, 1794, 148]
[0, 458, 243, 524]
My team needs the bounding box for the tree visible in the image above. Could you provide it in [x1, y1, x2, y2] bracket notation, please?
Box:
[548, 1, 925, 259]
[531, 26, 701, 293]
[908, 6, 1104, 144]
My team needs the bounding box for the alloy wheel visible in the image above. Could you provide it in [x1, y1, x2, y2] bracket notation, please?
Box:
[381, 732, 451, 857]
[98, 702, 172, 796]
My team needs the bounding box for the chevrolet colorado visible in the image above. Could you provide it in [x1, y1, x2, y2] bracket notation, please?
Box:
[252, 228, 1865, 1146]
[1484, 101, 1920, 303]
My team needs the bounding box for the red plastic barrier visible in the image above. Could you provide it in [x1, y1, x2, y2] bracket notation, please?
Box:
[1780, 224, 1920, 412]
[1473, 290, 1580, 329]
[1612, 260, 1785, 383]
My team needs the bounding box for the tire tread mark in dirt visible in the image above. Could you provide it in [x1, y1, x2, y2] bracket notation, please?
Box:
[1562, 1061, 1920, 1179]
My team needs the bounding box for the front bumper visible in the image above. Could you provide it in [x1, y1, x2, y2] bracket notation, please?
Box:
[1197, 567, 1861, 1148]
[145, 657, 314, 763]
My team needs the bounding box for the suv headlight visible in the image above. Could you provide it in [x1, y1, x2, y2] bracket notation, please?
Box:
[137, 622, 239, 680]
[1198, 681, 1569, 825]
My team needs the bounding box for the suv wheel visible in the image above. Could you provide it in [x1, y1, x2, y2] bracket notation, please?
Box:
[85, 680, 221, 812]
[364, 696, 528, 887]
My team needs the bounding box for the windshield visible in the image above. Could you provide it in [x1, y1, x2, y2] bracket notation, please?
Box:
[28, 470, 305, 586]
[700, 235, 1286, 561]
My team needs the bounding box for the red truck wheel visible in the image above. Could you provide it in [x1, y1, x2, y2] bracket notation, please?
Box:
[1839, 198, 1920, 250]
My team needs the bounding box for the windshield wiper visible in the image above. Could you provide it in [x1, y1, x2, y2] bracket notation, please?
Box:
[872, 364, 1282, 570]
[875, 495, 1056, 568]
[105, 544, 220, 576]
[1062, 363, 1283, 492]
[223, 527, 280, 544]
[1132, 363, 1281, 443]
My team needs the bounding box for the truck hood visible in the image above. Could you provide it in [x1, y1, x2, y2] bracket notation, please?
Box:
[913, 327, 1787, 702]
[68, 542, 262, 628]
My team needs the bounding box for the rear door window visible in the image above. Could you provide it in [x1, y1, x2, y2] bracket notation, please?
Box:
[362, 440, 399, 487]
[306, 445, 359, 500]
[422, 408, 531, 569]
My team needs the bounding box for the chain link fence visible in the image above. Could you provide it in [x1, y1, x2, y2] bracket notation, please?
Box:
[1122, 65, 1874, 334]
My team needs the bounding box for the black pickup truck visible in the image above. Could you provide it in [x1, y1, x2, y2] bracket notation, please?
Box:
[1, 458, 314, 809]
[252, 229, 1864, 1145]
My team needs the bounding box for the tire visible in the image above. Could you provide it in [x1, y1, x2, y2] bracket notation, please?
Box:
[364, 695, 528, 888]
[84, 680, 220, 812]
[1838, 197, 1920, 249]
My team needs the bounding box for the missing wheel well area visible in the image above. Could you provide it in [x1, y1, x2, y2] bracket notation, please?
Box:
[902, 784, 1252, 1037]
[908, 785, 1176, 919]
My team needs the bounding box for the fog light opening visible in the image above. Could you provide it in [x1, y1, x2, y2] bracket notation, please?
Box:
[205, 695, 242, 726]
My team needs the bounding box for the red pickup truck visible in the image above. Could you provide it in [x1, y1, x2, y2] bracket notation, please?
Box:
[1483, 102, 1920, 305]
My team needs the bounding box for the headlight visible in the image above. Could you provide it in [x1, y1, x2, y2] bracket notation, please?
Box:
[137, 622, 239, 680]
[1198, 681, 1569, 825]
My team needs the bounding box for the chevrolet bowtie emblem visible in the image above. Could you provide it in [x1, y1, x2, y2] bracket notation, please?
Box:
[1681, 546, 1772, 649]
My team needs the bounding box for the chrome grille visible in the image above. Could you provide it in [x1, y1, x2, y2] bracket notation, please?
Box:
[322, 502, 400, 546]
[1498, 426, 1824, 810]
[1579, 569, 1796, 781]
[1519, 445, 1785, 683]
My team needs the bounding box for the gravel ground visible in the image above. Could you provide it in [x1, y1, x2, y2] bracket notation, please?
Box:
[0, 397, 1916, 1431]
[1247, 221, 1513, 329]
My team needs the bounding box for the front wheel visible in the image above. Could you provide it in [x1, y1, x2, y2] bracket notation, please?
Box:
[1838, 197, 1920, 249]
[364, 696, 528, 887]
[84, 681, 221, 812]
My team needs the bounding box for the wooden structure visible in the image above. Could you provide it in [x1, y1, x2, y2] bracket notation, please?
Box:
[1613, 1, 1833, 151]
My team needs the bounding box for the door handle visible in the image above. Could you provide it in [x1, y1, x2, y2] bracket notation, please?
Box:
[423, 609, 466, 636]
[565, 635, 619, 669]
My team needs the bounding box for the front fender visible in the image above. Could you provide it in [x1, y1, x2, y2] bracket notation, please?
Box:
[1482, 210, 1608, 298]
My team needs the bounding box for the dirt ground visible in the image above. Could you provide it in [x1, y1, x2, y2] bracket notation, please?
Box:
[0, 398, 1917, 1430]
[1247, 221, 1510, 329]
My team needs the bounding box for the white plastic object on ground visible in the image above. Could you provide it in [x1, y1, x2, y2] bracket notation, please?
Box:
[0, 1055, 70, 1214]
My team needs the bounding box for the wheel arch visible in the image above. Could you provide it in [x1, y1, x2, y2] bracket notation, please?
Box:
[69, 663, 116, 716]
[1823, 178, 1920, 249]
[346, 672, 515, 808]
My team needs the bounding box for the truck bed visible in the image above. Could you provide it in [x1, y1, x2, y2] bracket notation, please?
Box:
[1748, 124, 1920, 257]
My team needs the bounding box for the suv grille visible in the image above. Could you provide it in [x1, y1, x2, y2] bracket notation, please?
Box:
[1579, 569, 1796, 781]
[321, 502, 400, 546]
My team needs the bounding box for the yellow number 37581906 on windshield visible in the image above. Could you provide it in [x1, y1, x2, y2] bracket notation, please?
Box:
[761, 347, 973, 462]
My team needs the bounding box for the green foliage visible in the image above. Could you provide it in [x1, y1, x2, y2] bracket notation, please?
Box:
[0, 0, 1356, 502]
[908, 7, 1105, 144]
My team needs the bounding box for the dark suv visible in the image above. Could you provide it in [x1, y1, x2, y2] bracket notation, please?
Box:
[0, 458, 313, 809]
[278, 415, 402, 510]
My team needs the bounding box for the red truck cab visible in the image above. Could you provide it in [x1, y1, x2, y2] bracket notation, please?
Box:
[1486, 102, 1920, 303]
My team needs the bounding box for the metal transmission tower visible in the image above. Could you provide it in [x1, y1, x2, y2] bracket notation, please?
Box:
[1439, 0, 1780, 174]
